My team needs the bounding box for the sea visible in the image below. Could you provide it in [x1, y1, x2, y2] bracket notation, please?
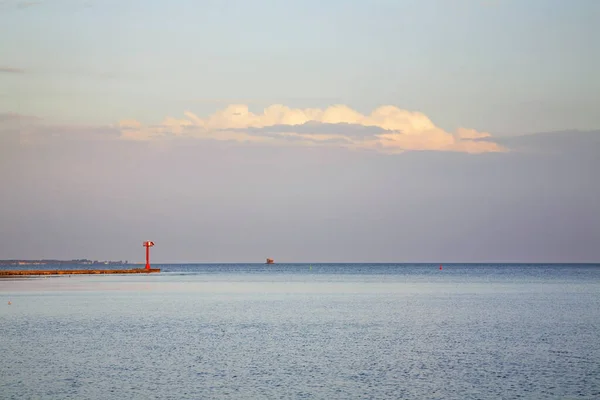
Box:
[1, 263, 599, 399]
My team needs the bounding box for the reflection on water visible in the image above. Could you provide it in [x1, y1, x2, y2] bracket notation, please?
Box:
[1, 264, 599, 399]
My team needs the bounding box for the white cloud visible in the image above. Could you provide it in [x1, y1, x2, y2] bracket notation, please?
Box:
[456, 127, 492, 140]
[118, 104, 505, 154]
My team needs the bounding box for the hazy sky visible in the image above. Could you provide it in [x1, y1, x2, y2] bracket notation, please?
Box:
[1, 0, 599, 262]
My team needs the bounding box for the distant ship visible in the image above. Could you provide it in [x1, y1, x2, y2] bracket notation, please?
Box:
[266, 258, 274, 264]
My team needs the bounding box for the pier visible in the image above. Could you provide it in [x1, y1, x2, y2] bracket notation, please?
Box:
[0, 268, 160, 276]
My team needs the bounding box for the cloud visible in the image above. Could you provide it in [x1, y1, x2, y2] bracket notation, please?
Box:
[117, 104, 505, 154]
[0, 67, 25, 74]
[456, 127, 492, 140]
[492, 130, 600, 155]
[13, 106, 597, 156]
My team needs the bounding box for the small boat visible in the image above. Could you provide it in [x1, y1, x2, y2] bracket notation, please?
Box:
[266, 258, 274, 264]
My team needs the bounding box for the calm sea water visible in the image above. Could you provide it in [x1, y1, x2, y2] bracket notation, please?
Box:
[1, 263, 599, 399]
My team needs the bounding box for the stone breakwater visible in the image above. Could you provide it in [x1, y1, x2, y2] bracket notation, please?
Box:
[0, 268, 160, 276]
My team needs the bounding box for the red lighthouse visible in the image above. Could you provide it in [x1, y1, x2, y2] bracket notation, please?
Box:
[143, 241, 155, 270]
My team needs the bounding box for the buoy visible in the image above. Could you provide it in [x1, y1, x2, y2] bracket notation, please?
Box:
[439, 264, 443, 270]
[8, 301, 11, 305]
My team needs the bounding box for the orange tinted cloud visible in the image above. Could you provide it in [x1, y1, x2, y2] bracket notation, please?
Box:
[119, 104, 505, 153]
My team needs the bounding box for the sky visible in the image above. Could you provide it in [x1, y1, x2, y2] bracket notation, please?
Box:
[1, 0, 599, 263]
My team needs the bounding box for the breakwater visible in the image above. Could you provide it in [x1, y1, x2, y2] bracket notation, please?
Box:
[0, 268, 160, 276]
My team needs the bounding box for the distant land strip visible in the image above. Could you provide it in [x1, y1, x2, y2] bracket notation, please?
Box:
[0, 259, 130, 266]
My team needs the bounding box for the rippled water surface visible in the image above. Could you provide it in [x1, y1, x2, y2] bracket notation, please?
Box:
[1, 263, 600, 399]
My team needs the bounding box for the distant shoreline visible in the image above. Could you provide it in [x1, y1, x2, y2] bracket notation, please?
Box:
[1, 261, 599, 266]
[0, 259, 129, 266]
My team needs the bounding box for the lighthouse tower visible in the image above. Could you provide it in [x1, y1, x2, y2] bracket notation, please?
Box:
[143, 241, 155, 270]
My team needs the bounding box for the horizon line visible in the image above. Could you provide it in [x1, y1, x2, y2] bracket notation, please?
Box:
[1, 260, 598, 265]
